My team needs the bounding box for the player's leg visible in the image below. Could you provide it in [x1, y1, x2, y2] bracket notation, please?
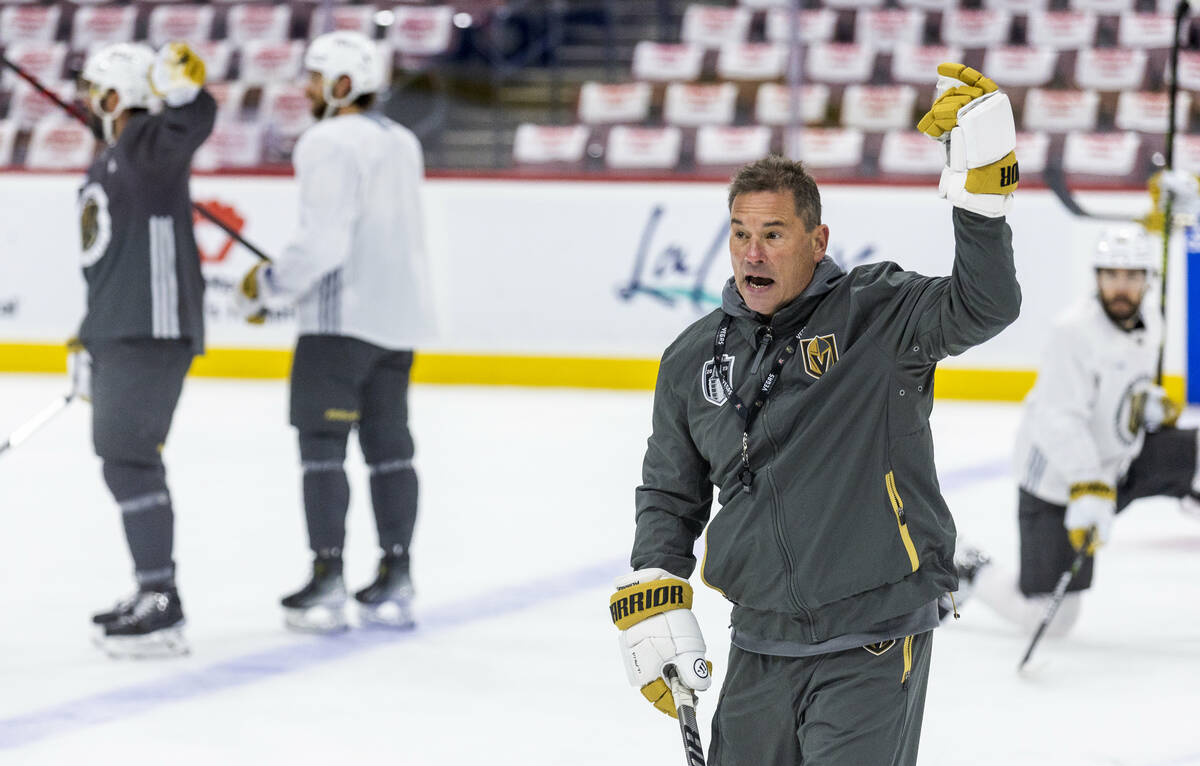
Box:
[795, 632, 933, 766]
[282, 335, 372, 633]
[1121, 427, 1199, 509]
[90, 339, 192, 658]
[708, 646, 804, 766]
[355, 349, 417, 628]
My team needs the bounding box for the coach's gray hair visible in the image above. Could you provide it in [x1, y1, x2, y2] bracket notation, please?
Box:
[727, 155, 822, 230]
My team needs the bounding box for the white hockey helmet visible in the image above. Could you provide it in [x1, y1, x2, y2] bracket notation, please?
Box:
[81, 43, 157, 144]
[1092, 227, 1158, 273]
[304, 31, 382, 116]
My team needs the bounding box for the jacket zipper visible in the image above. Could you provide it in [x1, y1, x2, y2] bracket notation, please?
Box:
[885, 471, 920, 572]
[761, 395, 815, 635]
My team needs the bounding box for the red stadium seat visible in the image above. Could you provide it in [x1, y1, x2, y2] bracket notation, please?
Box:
[842, 85, 918, 131]
[1063, 131, 1141, 177]
[1069, 0, 1135, 13]
[681, 4, 752, 48]
[7, 80, 74, 129]
[1023, 89, 1100, 132]
[855, 9, 925, 53]
[308, 5, 378, 39]
[823, 0, 886, 10]
[71, 6, 137, 51]
[193, 122, 264, 170]
[1176, 135, 1200, 174]
[147, 5, 217, 48]
[238, 41, 304, 85]
[900, 0, 961, 9]
[206, 81, 246, 122]
[805, 43, 875, 85]
[388, 5, 454, 57]
[1075, 48, 1147, 92]
[1015, 131, 1050, 174]
[192, 41, 234, 82]
[26, 118, 94, 169]
[663, 82, 738, 127]
[717, 43, 787, 81]
[1027, 11, 1099, 50]
[764, 8, 836, 45]
[1169, 51, 1200, 91]
[0, 42, 67, 91]
[982, 0, 1051, 11]
[695, 125, 772, 166]
[784, 127, 864, 171]
[631, 42, 704, 83]
[1113, 91, 1190, 133]
[981, 47, 1058, 88]
[258, 81, 313, 137]
[1118, 12, 1177, 49]
[605, 125, 682, 169]
[0, 5, 61, 45]
[878, 129, 944, 175]
[941, 8, 1013, 49]
[512, 123, 589, 165]
[0, 120, 15, 166]
[577, 82, 651, 125]
[755, 82, 831, 126]
[225, 5, 292, 46]
[892, 44, 967, 86]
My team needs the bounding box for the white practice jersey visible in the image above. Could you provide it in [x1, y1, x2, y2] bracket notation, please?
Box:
[1013, 296, 1160, 504]
[263, 112, 437, 350]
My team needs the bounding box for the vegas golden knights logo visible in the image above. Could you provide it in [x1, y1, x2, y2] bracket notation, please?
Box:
[800, 334, 839, 379]
[862, 639, 896, 656]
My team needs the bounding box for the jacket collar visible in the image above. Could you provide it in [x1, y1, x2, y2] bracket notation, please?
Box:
[721, 257, 844, 339]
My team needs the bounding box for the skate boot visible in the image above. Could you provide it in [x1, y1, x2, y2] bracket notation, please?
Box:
[91, 591, 139, 632]
[281, 551, 348, 634]
[354, 549, 415, 629]
[939, 543, 991, 622]
[99, 588, 189, 659]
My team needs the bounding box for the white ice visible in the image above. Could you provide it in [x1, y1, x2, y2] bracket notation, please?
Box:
[1, 374, 1198, 765]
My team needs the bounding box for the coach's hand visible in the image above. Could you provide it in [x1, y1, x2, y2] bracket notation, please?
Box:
[918, 63, 1018, 218]
[1065, 483, 1116, 554]
[611, 568, 711, 717]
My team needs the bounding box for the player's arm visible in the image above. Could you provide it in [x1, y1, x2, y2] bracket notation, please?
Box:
[137, 43, 216, 167]
[238, 133, 357, 312]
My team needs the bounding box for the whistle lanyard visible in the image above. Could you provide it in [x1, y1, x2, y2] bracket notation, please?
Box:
[712, 314, 807, 494]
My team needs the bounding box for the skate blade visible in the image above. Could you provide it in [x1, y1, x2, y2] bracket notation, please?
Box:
[283, 604, 349, 634]
[101, 626, 190, 660]
[357, 600, 416, 630]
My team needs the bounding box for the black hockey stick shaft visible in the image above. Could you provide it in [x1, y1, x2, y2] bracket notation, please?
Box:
[0, 393, 74, 458]
[1018, 530, 1094, 670]
[665, 666, 706, 766]
[0, 53, 271, 263]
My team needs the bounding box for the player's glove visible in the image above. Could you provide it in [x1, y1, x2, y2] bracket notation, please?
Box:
[150, 42, 206, 108]
[1144, 169, 1200, 233]
[66, 337, 91, 403]
[918, 63, 1018, 218]
[234, 261, 270, 325]
[610, 568, 711, 718]
[1065, 483, 1116, 554]
[1131, 383, 1181, 433]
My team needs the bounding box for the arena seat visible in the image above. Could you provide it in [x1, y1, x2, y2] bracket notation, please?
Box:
[0, 5, 61, 45]
[695, 124, 772, 167]
[663, 82, 738, 126]
[855, 9, 925, 52]
[147, 5, 217, 48]
[25, 117, 94, 169]
[841, 84, 918, 131]
[681, 4, 752, 48]
[877, 129, 944, 175]
[605, 125, 682, 169]
[512, 123, 589, 165]
[70, 5, 137, 51]
[577, 81, 651, 125]
[754, 82, 831, 126]
[1023, 89, 1101, 132]
[631, 42, 704, 82]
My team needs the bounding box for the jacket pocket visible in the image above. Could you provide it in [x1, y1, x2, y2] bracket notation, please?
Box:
[884, 471, 920, 573]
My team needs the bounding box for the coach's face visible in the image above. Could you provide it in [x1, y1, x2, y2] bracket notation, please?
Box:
[729, 190, 829, 318]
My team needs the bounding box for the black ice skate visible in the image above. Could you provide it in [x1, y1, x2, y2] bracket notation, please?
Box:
[91, 591, 139, 630]
[99, 588, 189, 659]
[354, 552, 415, 630]
[281, 554, 348, 634]
[939, 544, 992, 622]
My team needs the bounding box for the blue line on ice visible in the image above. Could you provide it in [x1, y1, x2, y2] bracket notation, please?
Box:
[0, 459, 1009, 750]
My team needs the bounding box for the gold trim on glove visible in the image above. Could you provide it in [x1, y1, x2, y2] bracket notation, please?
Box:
[609, 578, 693, 630]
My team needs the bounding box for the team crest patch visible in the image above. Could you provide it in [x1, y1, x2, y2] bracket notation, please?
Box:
[800, 334, 839, 379]
[701, 355, 735, 406]
[862, 639, 897, 656]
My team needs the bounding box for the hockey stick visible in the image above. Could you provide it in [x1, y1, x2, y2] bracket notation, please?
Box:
[664, 665, 706, 766]
[0, 53, 272, 263]
[0, 393, 75, 458]
[1017, 529, 1095, 670]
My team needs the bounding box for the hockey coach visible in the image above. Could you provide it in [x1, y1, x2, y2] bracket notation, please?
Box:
[610, 64, 1022, 764]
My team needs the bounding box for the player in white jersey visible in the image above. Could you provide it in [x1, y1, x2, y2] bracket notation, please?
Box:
[954, 227, 1200, 635]
[236, 31, 436, 633]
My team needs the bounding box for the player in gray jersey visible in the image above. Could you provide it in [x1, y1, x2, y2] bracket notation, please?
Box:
[71, 41, 214, 658]
[236, 31, 436, 633]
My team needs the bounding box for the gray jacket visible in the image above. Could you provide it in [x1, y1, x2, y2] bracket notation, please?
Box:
[77, 90, 216, 354]
[631, 208, 1020, 645]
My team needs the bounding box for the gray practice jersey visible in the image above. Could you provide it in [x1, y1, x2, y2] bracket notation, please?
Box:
[77, 90, 216, 354]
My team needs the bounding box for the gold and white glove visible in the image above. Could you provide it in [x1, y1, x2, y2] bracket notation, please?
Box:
[1130, 382, 1181, 433]
[150, 42, 206, 107]
[610, 568, 711, 718]
[1065, 482, 1116, 554]
[235, 261, 270, 325]
[918, 63, 1018, 218]
[1144, 169, 1200, 232]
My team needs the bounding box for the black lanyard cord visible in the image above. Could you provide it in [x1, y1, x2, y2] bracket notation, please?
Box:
[712, 314, 807, 493]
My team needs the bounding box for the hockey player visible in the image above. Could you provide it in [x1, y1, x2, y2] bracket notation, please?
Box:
[957, 227, 1200, 636]
[72, 42, 214, 657]
[610, 64, 1021, 764]
[235, 31, 436, 633]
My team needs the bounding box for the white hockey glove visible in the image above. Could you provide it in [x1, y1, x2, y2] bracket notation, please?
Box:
[918, 63, 1018, 218]
[610, 568, 711, 718]
[234, 262, 271, 325]
[1131, 383, 1181, 433]
[66, 337, 91, 403]
[1065, 483, 1116, 553]
[1145, 169, 1200, 232]
[150, 42, 206, 108]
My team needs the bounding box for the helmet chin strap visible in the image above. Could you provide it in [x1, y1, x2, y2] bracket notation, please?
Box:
[90, 90, 121, 146]
[321, 77, 355, 120]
